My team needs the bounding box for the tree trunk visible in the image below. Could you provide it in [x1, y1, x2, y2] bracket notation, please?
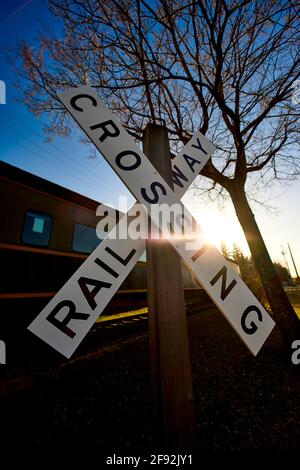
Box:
[230, 183, 300, 348]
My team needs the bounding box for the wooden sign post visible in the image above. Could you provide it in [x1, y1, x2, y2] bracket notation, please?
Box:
[143, 124, 196, 448]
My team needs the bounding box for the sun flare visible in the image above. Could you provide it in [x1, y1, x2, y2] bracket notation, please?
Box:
[193, 208, 248, 256]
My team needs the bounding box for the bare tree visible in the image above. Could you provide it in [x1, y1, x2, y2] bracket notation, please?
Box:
[12, 0, 300, 343]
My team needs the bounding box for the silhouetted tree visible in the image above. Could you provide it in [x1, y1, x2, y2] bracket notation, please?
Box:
[220, 241, 230, 258]
[274, 262, 292, 285]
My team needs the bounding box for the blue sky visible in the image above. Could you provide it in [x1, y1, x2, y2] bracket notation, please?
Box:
[0, 0, 299, 277]
[0, 0, 133, 209]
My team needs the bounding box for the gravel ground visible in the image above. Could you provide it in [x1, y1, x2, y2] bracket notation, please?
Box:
[0, 307, 299, 453]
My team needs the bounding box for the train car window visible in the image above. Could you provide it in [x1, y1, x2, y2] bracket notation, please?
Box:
[22, 210, 52, 246]
[73, 223, 101, 254]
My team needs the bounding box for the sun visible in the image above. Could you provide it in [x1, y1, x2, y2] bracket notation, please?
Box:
[192, 206, 249, 256]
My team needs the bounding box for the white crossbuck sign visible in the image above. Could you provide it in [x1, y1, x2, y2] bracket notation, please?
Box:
[28, 86, 275, 358]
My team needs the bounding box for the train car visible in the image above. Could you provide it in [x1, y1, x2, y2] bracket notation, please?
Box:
[0, 161, 203, 345]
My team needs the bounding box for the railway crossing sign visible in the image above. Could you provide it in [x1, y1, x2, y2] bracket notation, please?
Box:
[28, 86, 275, 358]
